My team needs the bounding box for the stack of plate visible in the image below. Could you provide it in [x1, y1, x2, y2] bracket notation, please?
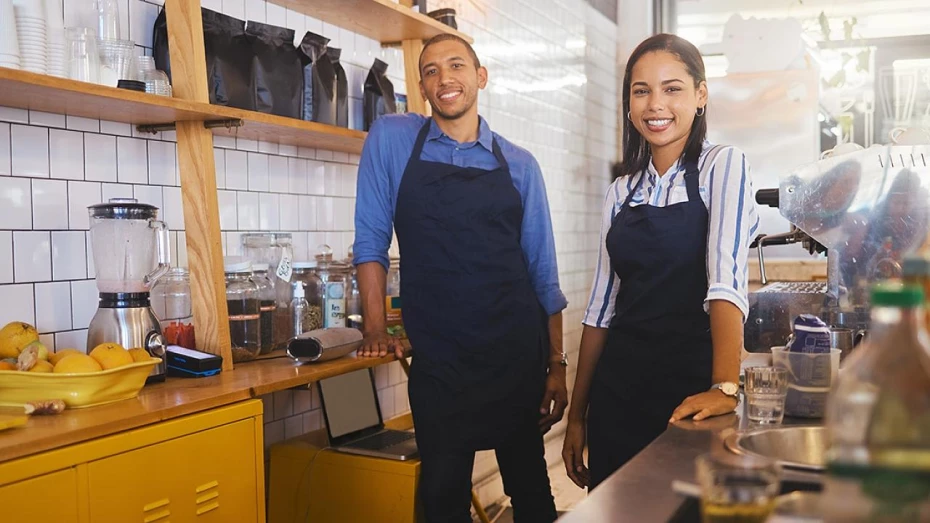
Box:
[13, 0, 46, 74]
[44, 0, 64, 77]
[0, 0, 20, 69]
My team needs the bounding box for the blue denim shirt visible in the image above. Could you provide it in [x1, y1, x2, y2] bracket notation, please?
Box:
[353, 113, 567, 315]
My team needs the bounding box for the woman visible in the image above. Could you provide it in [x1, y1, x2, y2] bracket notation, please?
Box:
[561, 34, 759, 489]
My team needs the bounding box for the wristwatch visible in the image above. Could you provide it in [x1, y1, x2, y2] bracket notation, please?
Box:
[711, 381, 739, 399]
[553, 350, 568, 367]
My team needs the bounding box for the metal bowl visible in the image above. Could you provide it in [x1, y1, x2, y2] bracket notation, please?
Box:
[724, 426, 826, 472]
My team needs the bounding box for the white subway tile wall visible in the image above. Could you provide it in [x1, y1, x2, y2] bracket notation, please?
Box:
[0, 0, 616, 500]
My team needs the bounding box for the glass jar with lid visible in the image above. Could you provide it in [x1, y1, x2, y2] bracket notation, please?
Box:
[386, 257, 404, 338]
[315, 245, 349, 328]
[241, 233, 293, 349]
[224, 258, 261, 362]
[251, 264, 277, 355]
[151, 267, 196, 349]
[292, 261, 324, 332]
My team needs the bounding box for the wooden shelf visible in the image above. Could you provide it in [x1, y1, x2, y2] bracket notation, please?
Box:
[0, 345, 410, 463]
[271, 0, 472, 44]
[0, 67, 367, 154]
[206, 105, 367, 154]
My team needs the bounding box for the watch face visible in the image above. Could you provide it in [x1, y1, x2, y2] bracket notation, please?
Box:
[721, 382, 739, 396]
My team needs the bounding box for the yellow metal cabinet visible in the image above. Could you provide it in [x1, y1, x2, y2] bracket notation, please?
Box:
[0, 400, 264, 523]
[268, 433, 422, 523]
[88, 419, 258, 522]
[0, 468, 80, 522]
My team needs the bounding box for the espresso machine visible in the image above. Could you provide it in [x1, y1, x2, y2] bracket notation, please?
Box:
[86, 199, 170, 382]
[746, 143, 930, 352]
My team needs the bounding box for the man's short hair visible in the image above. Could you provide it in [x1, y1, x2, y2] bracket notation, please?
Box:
[419, 34, 481, 71]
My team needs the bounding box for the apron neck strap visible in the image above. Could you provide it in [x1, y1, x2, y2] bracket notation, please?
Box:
[410, 118, 509, 172]
[410, 119, 433, 161]
[683, 161, 701, 202]
[623, 159, 701, 207]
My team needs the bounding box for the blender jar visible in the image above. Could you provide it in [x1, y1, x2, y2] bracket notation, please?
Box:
[150, 267, 195, 349]
[241, 233, 293, 349]
[88, 198, 170, 293]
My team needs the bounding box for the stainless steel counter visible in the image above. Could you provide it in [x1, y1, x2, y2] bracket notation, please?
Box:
[558, 402, 823, 523]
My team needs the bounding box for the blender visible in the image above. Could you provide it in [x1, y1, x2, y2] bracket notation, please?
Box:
[86, 199, 171, 383]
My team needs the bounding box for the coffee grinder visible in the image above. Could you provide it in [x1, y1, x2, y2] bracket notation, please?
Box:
[86, 199, 170, 382]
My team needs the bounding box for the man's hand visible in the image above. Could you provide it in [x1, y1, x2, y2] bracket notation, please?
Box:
[359, 331, 402, 359]
[538, 365, 568, 433]
[669, 390, 738, 422]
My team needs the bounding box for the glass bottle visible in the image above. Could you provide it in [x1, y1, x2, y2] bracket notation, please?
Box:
[150, 267, 195, 349]
[823, 282, 930, 521]
[292, 261, 323, 331]
[224, 260, 261, 362]
[903, 254, 930, 329]
[291, 282, 310, 338]
[315, 245, 347, 328]
[252, 264, 276, 355]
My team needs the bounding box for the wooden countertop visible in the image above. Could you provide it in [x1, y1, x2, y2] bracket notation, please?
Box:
[0, 347, 409, 463]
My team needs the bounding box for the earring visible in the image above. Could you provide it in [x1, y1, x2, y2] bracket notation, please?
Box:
[627, 111, 632, 120]
[696, 106, 705, 116]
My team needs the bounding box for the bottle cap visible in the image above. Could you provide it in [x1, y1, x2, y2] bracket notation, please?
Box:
[871, 281, 924, 307]
[293, 284, 305, 299]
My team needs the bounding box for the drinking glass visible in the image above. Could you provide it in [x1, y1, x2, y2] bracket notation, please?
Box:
[744, 366, 789, 424]
[66, 27, 99, 83]
[696, 452, 780, 523]
[94, 0, 120, 40]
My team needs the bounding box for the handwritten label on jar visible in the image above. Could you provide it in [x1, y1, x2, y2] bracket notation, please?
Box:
[324, 282, 346, 328]
[276, 252, 292, 282]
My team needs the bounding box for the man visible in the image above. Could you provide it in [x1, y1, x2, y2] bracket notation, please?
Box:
[352, 34, 568, 523]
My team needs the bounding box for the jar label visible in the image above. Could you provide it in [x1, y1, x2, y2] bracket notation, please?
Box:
[325, 282, 346, 328]
[276, 251, 293, 282]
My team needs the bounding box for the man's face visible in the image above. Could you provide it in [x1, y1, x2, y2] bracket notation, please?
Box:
[419, 40, 487, 121]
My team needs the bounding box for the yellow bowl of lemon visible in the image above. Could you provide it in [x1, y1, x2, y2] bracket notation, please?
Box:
[0, 322, 161, 409]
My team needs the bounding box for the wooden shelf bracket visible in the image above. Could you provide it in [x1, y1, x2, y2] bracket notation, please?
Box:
[135, 118, 244, 135]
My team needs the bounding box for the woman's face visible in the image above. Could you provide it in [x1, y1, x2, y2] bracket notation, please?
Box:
[628, 50, 707, 154]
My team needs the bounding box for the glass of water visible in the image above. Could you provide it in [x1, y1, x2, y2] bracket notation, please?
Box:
[744, 366, 789, 424]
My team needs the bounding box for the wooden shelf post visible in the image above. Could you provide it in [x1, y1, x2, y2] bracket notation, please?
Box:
[397, 0, 430, 116]
[164, 0, 234, 369]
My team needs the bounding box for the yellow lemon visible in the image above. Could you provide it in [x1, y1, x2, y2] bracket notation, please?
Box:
[128, 348, 151, 363]
[89, 343, 133, 370]
[0, 322, 38, 359]
[53, 354, 103, 374]
[0, 361, 16, 371]
[49, 349, 83, 366]
[28, 360, 53, 373]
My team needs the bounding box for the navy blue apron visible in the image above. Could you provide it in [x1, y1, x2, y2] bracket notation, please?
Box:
[394, 120, 549, 456]
[587, 162, 714, 488]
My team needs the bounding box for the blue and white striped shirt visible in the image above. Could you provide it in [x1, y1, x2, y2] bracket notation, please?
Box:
[582, 142, 759, 328]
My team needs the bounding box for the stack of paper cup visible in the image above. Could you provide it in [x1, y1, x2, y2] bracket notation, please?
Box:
[44, 0, 64, 77]
[13, 0, 46, 74]
[0, 0, 21, 69]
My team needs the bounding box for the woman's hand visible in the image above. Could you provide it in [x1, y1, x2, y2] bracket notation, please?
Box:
[561, 419, 590, 488]
[669, 390, 737, 422]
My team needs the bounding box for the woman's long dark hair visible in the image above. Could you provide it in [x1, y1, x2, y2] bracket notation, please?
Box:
[619, 34, 707, 178]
